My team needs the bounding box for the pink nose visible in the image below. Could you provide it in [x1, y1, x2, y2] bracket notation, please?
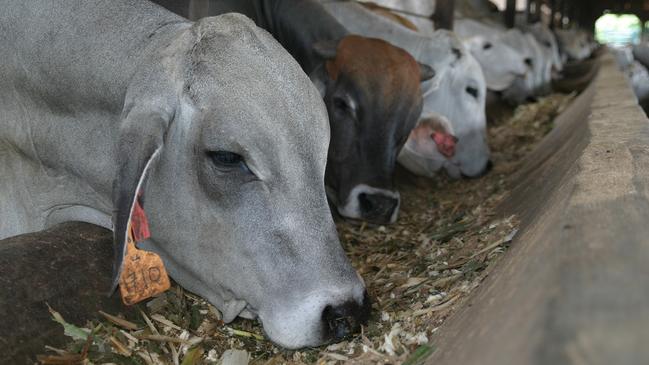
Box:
[431, 132, 458, 158]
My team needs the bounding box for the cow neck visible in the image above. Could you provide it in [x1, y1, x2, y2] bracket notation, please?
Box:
[252, 0, 348, 75]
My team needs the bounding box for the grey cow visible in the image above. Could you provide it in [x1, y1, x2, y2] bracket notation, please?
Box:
[0, 0, 369, 349]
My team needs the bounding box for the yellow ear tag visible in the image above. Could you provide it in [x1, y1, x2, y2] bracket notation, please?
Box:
[119, 196, 170, 305]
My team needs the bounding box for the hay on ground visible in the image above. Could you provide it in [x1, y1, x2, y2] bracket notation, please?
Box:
[40, 93, 575, 365]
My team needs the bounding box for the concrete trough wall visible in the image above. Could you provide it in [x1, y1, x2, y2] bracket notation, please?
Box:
[427, 52, 649, 365]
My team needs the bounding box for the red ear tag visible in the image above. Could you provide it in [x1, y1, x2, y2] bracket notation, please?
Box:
[130, 194, 150, 242]
[119, 195, 170, 306]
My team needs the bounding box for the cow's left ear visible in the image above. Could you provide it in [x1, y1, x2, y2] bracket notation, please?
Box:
[418, 63, 436, 82]
[313, 39, 339, 60]
[110, 102, 174, 294]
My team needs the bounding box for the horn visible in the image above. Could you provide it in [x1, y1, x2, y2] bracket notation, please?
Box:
[110, 105, 173, 293]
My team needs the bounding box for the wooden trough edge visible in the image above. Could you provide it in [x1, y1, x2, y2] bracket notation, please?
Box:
[426, 51, 649, 365]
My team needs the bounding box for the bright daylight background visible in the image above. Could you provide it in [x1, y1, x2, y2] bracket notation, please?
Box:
[595, 13, 643, 45]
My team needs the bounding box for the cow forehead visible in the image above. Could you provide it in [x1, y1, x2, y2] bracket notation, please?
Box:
[327, 35, 422, 97]
[180, 14, 330, 173]
[198, 89, 326, 149]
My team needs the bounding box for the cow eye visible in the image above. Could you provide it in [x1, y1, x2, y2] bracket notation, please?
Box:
[332, 96, 356, 118]
[208, 151, 249, 172]
[483, 42, 493, 50]
[466, 86, 479, 99]
[544, 41, 552, 48]
[333, 96, 349, 111]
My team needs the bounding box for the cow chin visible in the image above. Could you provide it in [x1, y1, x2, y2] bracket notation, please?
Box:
[258, 287, 369, 349]
[397, 142, 446, 178]
[444, 164, 462, 179]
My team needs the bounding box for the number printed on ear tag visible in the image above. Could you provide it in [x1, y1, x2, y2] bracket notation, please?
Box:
[119, 197, 170, 306]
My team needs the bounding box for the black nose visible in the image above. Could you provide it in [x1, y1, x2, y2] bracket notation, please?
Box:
[358, 193, 398, 224]
[461, 159, 493, 179]
[322, 291, 371, 341]
[524, 58, 533, 67]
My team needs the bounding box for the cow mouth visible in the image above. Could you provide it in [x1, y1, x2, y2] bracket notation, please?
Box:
[325, 186, 399, 225]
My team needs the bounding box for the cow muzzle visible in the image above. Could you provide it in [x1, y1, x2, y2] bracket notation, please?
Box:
[259, 286, 370, 349]
[322, 291, 372, 341]
[337, 184, 400, 225]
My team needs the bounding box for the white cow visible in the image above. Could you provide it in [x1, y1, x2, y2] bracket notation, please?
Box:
[322, 1, 491, 178]
[359, 0, 564, 103]
[555, 28, 594, 62]
[609, 46, 648, 105]
[521, 22, 563, 74]
[499, 28, 553, 102]
[359, 0, 528, 93]
[612, 45, 635, 71]
[399, 50, 489, 178]
[455, 20, 554, 100]
[627, 61, 649, 104]
[455, 18, 529, 92]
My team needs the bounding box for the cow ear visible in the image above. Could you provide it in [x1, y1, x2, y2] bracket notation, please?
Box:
[418, 62, 436, 82]
[313, 39, 339, 60]
[110, 104, 173, 294]
[406, 116, 456, 157]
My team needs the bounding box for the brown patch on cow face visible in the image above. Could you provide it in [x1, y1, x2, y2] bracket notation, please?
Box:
[325, 35, 422, 106]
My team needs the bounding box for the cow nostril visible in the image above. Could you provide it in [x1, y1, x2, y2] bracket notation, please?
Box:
[524, 58, 533, 67]
[358, 193, 374, 215]
[358, 193, 399, 223]
[322, 305, 352, 340]
[485, 159, 494, 173]
[321, 292, 372, 342]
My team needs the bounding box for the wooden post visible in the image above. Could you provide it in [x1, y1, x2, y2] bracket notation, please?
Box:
[550, 0, 556, 29]
[526, 0, 534, 24]
[528, 0, 542, 24]
[433, 0, 455, 30]
[576, 0, 595, 31]
[568, 2, 576, 29]
[504, 0, 516, 28]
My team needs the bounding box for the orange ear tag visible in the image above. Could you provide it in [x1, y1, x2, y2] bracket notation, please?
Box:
[119, 196, 171, 305]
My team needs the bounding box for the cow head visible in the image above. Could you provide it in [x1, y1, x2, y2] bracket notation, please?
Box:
[555, 28, 593, 62]
[527, 22, 563, 74]
[112, 14, 368, 349]
[463, 35, 527, 92]
[399, 45, 491, 179]
[501, 29, 543, 104]
[310, 35, 434, 224]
